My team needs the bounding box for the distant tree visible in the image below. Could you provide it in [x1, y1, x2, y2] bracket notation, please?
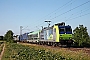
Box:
[73, 25, 89, 47]
[0, 36, 3, 40]
[4, 30, 14, 42]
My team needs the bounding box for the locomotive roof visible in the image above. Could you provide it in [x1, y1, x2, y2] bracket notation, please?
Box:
[55, 22, 65, 26]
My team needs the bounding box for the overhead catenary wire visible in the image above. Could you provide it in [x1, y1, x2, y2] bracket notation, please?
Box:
[33, 0, 74, 28]
[27, 22, 45, 32]
[37, 0, 73, 20]
[51, 6, 90, 26]
[65, 13, 90, 22]
[64, 6, 90, 22]
[48, 2, 73, 19]
[37, 0, 90, 26]
[48, 0, 76, 20]
[50, 0, 90, 20]
[27, 0, 90, 32]
[44, 0, 73, 19]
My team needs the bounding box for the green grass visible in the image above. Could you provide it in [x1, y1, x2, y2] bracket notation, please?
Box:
[2, 43, 72, 60]
[2, 43, 90, 60]
[21, 43, 90, 60]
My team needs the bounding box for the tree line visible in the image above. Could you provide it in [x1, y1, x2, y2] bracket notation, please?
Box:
[73, 25, 90, 47]
[1, 25, 90, 47]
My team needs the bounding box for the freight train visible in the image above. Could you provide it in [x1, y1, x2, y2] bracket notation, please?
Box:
[19, 22, 73, 46]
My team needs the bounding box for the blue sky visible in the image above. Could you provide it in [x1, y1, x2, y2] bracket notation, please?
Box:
[0, 0, 90, 36]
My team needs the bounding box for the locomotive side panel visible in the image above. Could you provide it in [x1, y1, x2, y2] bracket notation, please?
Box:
[53, 25, 59, 42]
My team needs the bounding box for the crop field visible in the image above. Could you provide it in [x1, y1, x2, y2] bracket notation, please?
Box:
[1, 42, 90, 60]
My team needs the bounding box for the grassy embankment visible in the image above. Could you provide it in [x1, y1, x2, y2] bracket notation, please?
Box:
[1, 42, 90, 60]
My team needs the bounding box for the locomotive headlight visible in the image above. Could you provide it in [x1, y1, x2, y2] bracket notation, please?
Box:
[60, 37, 62, 39]
[69, 37, 72, 39]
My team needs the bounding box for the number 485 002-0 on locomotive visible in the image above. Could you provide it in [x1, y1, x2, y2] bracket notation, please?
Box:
[20, 22, 73, 46]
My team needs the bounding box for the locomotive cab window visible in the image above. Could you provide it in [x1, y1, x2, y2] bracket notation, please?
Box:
[65, 28, 72, 34]
[59, 28, 65, 34]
